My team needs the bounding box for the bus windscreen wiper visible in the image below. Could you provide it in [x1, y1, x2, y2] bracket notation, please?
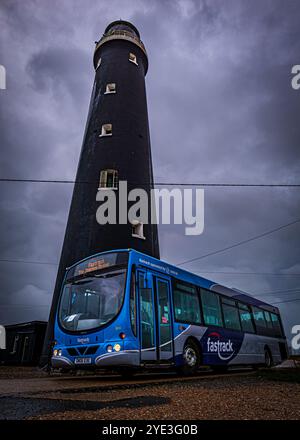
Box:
[73, 277, 95, 285]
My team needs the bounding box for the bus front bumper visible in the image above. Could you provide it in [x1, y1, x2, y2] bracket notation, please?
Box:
[51, 355, 74, 369]
[51, 350, 139, 369]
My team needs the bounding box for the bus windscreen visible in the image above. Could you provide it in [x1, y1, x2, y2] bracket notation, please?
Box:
[59, 270, 126, 332]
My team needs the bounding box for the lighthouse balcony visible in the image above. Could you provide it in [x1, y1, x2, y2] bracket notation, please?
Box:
[95, 29, 147, 58]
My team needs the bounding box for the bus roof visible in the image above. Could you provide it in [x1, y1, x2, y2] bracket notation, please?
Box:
[128, 249, 280, 314]
[67, 248, 280, 315]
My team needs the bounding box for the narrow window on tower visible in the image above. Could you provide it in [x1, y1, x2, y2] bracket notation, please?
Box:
[105, 83, 116, 94]
[96, 57, 102, 70]
[100, 123, 112, 137]
[129, 52, 138, 65]
[98, 170, 118, 190]
[131, 220, 145, 240]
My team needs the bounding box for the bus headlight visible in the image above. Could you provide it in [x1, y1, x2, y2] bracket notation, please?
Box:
[114, 343, 121, 352]
[53, 349, 62, 356]
[106, 345, 113, 353]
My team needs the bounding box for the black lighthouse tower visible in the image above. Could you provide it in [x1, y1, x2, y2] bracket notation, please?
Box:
[41, 20, 160, 365]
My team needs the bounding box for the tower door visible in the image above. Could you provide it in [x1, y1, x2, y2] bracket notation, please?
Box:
[137, 270, 174, 363]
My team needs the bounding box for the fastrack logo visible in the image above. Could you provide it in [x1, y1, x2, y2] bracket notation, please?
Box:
[207, 332, 235, 360]
[0, 325, 6, 349]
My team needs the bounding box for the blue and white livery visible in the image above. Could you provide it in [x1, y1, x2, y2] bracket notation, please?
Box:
[52, 250, 288, 373]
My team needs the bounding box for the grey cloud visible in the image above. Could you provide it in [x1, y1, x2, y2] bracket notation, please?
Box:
[26, 46, 90, 101]
[0, 0, 299, 342]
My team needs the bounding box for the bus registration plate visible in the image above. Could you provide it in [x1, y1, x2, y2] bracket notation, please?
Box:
[74, 357, 92, 365]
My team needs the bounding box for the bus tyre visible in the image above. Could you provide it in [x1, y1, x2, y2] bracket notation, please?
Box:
[180, 340, 201, 375]
[264, 349, 273, 368]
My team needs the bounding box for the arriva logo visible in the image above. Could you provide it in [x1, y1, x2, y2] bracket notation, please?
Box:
[207, 332, 235, 361]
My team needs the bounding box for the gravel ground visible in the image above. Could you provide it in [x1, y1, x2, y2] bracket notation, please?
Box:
[0, 369, 299, 420]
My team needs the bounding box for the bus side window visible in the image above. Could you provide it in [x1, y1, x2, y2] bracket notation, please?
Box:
[221, 299, 241, 331]
[252, 307, 267, 335]
[200, 289, 223, 327]
[173, 280, 201, 325]
[238, 303, 255, 333]
[264, 311, 273, 329]
[270, 313, 283, 338]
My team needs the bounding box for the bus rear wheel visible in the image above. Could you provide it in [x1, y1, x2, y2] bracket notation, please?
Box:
[264, 349, 273, 368]
[179, 340, 201, 375]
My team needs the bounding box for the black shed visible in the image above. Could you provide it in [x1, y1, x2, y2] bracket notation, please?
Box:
[0, 321, 47, 366]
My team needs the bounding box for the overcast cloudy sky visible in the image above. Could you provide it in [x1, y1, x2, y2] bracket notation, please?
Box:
[0, 0, 299, 343]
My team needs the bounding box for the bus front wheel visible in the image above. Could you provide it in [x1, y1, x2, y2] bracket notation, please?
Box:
[179, 340, 201, 375]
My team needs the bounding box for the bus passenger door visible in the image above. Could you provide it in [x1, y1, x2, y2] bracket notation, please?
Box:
[137, 270, 157, 362]
[154, 277, 174, 361]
